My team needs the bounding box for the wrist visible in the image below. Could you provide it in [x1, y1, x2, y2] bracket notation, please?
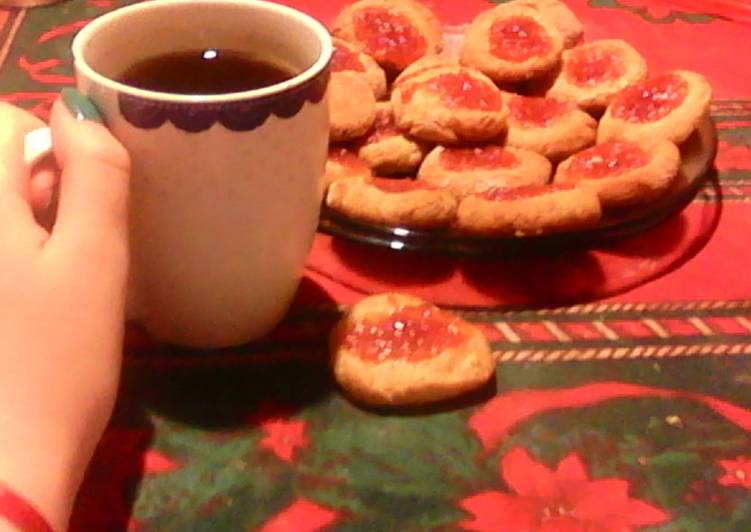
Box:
[0, 422, 91, 532]
[0, 484, 55, 532]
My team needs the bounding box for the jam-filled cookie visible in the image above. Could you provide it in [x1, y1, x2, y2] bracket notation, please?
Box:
[329, 71, 377, 142]
[391, 66, 508, 143]
[554, 139, 681, 209]
[460, 4, 564, 83]
[331, 293, 495, 406]
[456, 183, 601, 236]
[546, 39, 647, 114]
[325, 176, 458, 228]
[331, 37, 388, 99]
[417, 145, 551, 198]
[355, 102, 431, 175]
[510, 0, 584, 48]
[392, 54, 459, 89]
[324, 147, 373, 189]
[332, 0, 443, 74]
[505, 94, 597, 161]
[598, 70, 712, 145]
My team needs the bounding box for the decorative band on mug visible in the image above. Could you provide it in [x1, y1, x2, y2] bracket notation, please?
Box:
[118, 69, 330, 133]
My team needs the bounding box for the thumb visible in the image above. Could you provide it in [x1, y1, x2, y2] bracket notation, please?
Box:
[48, 89, 131, 257]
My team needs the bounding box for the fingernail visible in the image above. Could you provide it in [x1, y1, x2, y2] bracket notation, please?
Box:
[61, 88, 103, 123]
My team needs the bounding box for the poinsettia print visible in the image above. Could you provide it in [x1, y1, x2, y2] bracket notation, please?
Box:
[717, 457, 751, 489]
[259, 418, 309, 463]
[249, 403, 310, 463]
[458, 447, 670, 531]
[260, 498, 338, 532]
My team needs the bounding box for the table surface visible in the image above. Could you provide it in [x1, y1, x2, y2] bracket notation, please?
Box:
[3, 1, 751, 530]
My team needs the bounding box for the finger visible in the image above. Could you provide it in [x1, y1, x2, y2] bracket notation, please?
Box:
[29, 159, 57, 212]
[0, 103, 49, 243]
[0, 103, 45, 195]
[25, 126, 58, 212]
[47, 91, 131, 258]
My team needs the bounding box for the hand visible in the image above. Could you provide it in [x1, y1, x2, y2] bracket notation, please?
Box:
[0, 96, 130, 531]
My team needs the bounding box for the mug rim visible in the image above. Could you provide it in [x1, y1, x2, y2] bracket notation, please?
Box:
[71, 0, 333, 104]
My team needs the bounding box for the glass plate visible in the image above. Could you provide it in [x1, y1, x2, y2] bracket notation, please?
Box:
[318, 116, 718, 257]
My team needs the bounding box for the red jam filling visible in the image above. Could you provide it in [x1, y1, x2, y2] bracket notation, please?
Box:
[480, 183, 574, 201]
[440, 146, 519, 171]
[402, 71, 503, 111]
[353, 7, 427, 71]
[567, 141, 650, 179]
[331, 42, 365, 72]
[611, 73, 689, 124]
[490, 16, 552, 63]
[344, 304, 468, 362]
[372, 177, 434, 193]
[365, 107, 401, 144]
[508, 95, 569, 127]
[565, 46, 625, 87]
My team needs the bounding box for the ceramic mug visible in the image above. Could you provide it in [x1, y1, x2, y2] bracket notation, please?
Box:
[69, 0, 332, 347]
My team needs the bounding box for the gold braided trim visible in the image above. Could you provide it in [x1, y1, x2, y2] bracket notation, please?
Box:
[492, 343, 751, 363]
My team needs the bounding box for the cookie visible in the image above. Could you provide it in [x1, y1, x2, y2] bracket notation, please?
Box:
[355, 102, 431, 175]
[329, 71, 377, 142]
[331, 37, 388, 99]
[417, 145, 551, 198]
[508, 0, 584, 48]
[331, 293, 495, 406]
[391, 66, 508, 143]
[554, 138, 681, 209]
[392, 54, 459, 89]
[324, 147, 373, 189]
[546, 39, 647, 114]
[332, 0, 443, 74]
[325, 176, 458, 228]
[460, 4, 564, 83]
[456, 183, 601, 236]
[598, 70, 712, 145]
[505, 94, 597, 161]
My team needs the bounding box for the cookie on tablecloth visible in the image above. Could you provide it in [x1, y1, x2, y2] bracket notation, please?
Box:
[392, 66, 508, 143]
[505, 94, 597, 161]
[456, 183, 601, 236]
[355, 102, 431, 175]
[332, 0, 443, 74]
[545, 39, 647, 114]
[508, 0, 584, 48]
[554, 138, 681, 209]
[324, 147, 373, 189]
[329, 72, 377, 142]
[325, 176, 457, 228]
[417, 145, 551, 198]
[331, 293, 495, 406]
[598, 70, 712, 145]
[331, 37, 388, 99]
[460, 4, 564, 84]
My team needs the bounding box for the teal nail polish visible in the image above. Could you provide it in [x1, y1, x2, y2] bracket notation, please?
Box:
[61, 88, 103, 123]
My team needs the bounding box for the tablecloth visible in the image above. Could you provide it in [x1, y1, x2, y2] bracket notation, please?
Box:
[2, 1, 751, 530]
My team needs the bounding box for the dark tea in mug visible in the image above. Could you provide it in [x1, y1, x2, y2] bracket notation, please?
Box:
[118, 49, 296, 94]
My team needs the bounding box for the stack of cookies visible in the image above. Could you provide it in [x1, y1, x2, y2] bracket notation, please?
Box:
[323, 0, 712, 237]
